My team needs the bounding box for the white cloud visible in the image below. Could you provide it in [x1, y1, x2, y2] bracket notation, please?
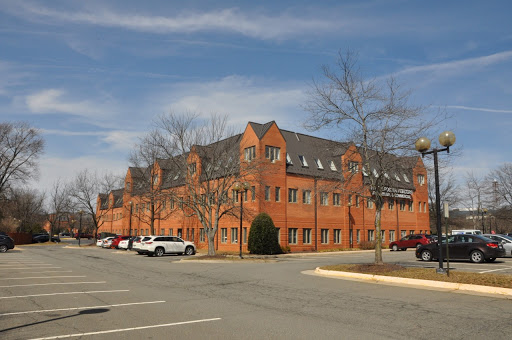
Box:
[154, 75, 306, 127]
[25, 89, 111, 118]
[11, 3, 345, 41]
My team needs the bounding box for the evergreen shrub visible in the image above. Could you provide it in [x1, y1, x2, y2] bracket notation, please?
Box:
[248, 213, 282, 255]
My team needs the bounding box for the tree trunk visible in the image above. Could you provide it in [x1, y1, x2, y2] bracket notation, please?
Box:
[207, 229, 216, 256]
[374, 207, 383, 264]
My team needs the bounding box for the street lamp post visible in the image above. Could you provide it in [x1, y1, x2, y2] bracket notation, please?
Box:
[415, 131, 456, 274]
[128, 201, 133, 236]
[348, 202, 353, 248]
[78, 210, 83, 247]
[479, 208, 487, 234]
[233, 181, 250, 259]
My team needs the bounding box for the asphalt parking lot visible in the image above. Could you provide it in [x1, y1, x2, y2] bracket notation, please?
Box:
[1, 244, 511, 340]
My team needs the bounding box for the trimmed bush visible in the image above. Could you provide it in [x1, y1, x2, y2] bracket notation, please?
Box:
[358, 240, 377, 250]
[248, 213, 282, 255]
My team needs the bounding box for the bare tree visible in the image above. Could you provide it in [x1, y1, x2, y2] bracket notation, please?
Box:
[487, 163, 512, 208]
[427, 170, 460, 230]
[151, 112, 262, 255]
[5, 187, 46, 233]
[46, 179, 72, 237]
[71, 169, 123, 238]
[462, 171, 486, 228]
[0, 122, 45, 197]
[303, 50, 443, 264]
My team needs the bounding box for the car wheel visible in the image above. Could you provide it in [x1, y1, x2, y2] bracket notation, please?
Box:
[185, 246, 195, 255]
[154, 247, 165, 257]
[421, 249, 433, 261]
[470, 250, 485, 263]
[392, 244, 398, 251]
[485, 257, 496, 262]
[0, 245, 8, 253]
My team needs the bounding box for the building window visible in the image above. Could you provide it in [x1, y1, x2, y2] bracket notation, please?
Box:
[265, 186, 270, 201]
[355, 195, 360, 207]
[231, 228, 238, 244]
[188, 163, 196, 175]
[243, 227, 247, 244]
[244, 146, 256, 161]
[321, 229, 329, 244]
[265, 146, 280, 162]
[289, 189, 298, 203]
[199, 228, 205, 242]
[303, 228, 312, 244]
[289, 228, 298, 244]
[333, 193, 340, 206]
[409, 230, 414, 235]
[251, 186, 256, 201]
[298, 155, 308, 167]
[320, 192, 328, 206]
[232, 189, 239, 203]
[329, 160, 337, 171]
[388, 199, 394, 210]
[275, 187, 280, 202]
[146, 203, 150, 212]
[153, 174, 159, 185]
[368, 230, 374, 241]
[366, 199, 373, 209]
[221, 228, 227, 243]
[417, 174, 425, 186]
[243, 190, 248, 202]
[315, 159, 324, 169]
[381, 230, 385, 242]
[302, 190, 311, 204]
[400, 200, 406, 211]
[389, 230, 395, 242]
[348, 161, 359, 173]
[126, 182, 131, 191]
[356, 230, 361, 243]
[401, 230, 407, 238]
[418, 201, 422, 212]
[408, 201, 413, 212]
[334, 229, 341, 244]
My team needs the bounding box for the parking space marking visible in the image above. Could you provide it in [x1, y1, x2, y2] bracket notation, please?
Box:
[28, 317, 222, 340]
[0, 289, 130, 299]
[478, 267, 512, 274]
[0, 264, 50, 267]
[0, 267, 61, 270]
[10, 270, 73, 274]
[0, 300, 166, 316]
[0, 281, 106, 288]
[0, 276, 86, 280]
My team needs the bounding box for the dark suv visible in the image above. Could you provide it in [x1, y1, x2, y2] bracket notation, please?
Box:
[389, 234, 434, 251]
[0, 234, 15, 252]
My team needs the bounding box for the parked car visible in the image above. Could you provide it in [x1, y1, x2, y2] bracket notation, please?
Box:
[110, 235, 131, 249]
[416, 234, 505, 263]
[101, 237, 116, 248]
[32, 233, 61, 243]
[484, 234, 512, 256]
[75, 233, 93, 240]
[138, 236, 196, 257]
[389, 234, 434, 251]
[132, 236, 151, 254]
[0, 234, 15, 252]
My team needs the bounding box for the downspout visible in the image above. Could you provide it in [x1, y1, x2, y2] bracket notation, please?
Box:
[314, 178, 318, 251]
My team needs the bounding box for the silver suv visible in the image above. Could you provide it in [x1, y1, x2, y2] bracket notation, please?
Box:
[138, 236, 196, 257]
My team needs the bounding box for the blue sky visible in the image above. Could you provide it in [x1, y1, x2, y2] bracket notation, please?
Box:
[1, 0, 511, 194]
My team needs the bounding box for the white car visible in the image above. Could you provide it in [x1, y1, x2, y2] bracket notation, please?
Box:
[96, 238, 107, 247]
[484, 234, 512, 256]
[101, 237, 116, 248]
[138, 236, 196, 257]
[132, 236, 151, 254]
[118, 237, 135, 250]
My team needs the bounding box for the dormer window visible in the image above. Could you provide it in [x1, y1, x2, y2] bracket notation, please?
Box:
[298, 155, 308, 167]
[384, 173, 390, 179]
[329, 161, 337, 171]
[373, 169, 379, 178]
[315, 159, 324, 170]
[417, 174, 425, 186]
[395, 174, 401, 182]
[403, 174, 410, 183]
[126, 182, 131, 191]
[286, 153, 293, 165]
[173, 173, 180, 180]
[265, 146, 280, 162]
[189, 163, 196, 175]
[153, 174, 159, 185]
[244, 146, 256, 161]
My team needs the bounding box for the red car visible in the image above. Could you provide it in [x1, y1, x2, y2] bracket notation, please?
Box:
[110, 235, 131, 249]
[389, 234, 434, 251]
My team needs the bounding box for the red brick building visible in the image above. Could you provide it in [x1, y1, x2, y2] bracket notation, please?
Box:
[97, 121, 429, 252]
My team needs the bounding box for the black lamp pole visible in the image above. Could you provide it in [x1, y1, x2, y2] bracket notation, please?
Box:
[78, 210, 83, 247]
[416, 131, 456, 275]
[234, 181, 249, 259]
[348, 203, 352, 248]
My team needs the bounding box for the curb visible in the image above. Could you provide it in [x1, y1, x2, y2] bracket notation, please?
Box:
[314, 267, 512, 297]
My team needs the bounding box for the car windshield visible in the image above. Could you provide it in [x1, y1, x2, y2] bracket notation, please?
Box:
[500, 235, 512, 241]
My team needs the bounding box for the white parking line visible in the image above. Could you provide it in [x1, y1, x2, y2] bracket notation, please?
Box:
[0, 264, 50, 267]
[0, 300, 166, 316]
[0, 281, 106, 288]
[0, 276, 86, 280]
[11, 271, 73, 274]
[479, 267, 512, 274]
[0, 289, 130, 299]
[28, 317, 222, 340]
[0, 267, 61, 270]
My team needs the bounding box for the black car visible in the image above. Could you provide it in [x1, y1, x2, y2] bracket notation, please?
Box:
[0, 234, 15, 252]
[416, 234, 505, 263]
[32, 233, 61, 243]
